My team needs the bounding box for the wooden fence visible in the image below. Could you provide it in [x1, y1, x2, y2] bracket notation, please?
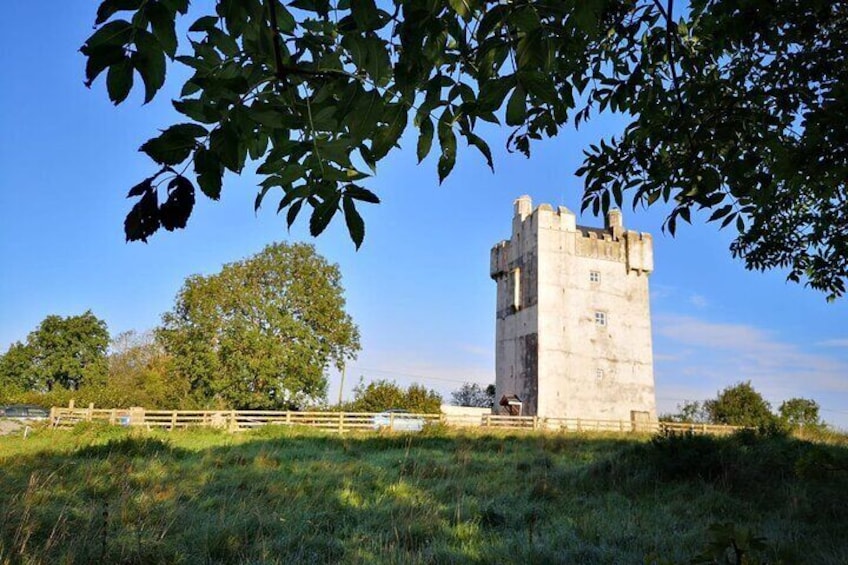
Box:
[48, 406, 743, 436]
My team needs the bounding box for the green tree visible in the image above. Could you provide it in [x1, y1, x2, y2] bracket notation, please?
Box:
[349, 378, 442, 413]
[778, 398, 823, 430]
[703, 381, 775, 428]
[157, 242, 360, 409]
[2, 312, 110, 393]
[82, 0, 848, 297]
[661, 400, 708, 423]
[104, 330, 188, 408]
[0, 342, 35, 399]
[451, 382, 494, 408]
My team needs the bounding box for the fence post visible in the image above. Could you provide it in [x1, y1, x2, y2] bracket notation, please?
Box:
[338, 412, 344, 434]
[87, 403, 94, 422]
[389, 411, 395, 431]
[109, 409, 116, 425]
[229, 411, 238, 432]
[532, 416, 539, 430]
[49, 406, 57, 428]
[285, 411, 291, 426]
[170, 411, 177, 431]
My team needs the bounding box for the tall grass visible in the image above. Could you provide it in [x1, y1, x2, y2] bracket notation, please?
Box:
[1, 423, 847, 563]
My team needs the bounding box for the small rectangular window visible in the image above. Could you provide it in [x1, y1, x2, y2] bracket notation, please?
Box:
[595, 311, 607, 326]
[589, 270, 601, 283]
[596, 368, 605, 380]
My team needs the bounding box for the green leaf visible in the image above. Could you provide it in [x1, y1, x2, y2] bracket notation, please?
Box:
[448, 0, 470, 20]
[365, 37, 391, 86]
[83, 45, 126, 86]
[309, 192, 341, 236]
[573, 2, 599, 34]
[350, 0, 380, 31]
[106, 56, 134, 104]
[194, 146, 223, 199]
[208, 28, 240, 57]
[417, 116, 434, 163]
[95, 0, 144, 25]
[519, 71, 557, 105]
[160, 175, 196, 231]
[132, 30, 167, 103]
[437, 117, 457, 184]
[286, 199, 304, 228]
[161, 0, 189, 14]
[346, 186, 380, 203]
[371, 105, 408, 160]
[478, 76, 515, 112]
[148, 1, 178, 58]
[127, 176, 154, 197]
[173, 99, 220, 123]
[465, 132, 493, 171]
[210, 122, 242, 172]
[275, 3, 297, 33]
[508, 6, 541, 32]
[140, 123, 207, 165]
[189, 16, 219, 32]
[343, 196, 365, 249]
[278, 184, 312, 211]
[82, 19, 133, 51]
[505, 85, 526, 126]
[124, 187, 160, 242]
[708, 204, 733, 222]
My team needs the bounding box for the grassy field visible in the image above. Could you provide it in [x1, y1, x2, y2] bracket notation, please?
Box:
[1, 423, 847, 564]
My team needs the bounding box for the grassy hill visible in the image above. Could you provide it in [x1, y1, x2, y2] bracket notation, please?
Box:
[1, 424, 847, 564]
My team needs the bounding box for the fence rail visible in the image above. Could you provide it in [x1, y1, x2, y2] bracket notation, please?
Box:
[47, 406, 744, 436]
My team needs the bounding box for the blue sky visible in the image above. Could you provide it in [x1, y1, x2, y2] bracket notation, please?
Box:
[2, 3, 847, 427]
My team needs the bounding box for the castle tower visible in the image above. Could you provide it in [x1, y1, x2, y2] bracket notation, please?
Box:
[490, 196, 657, 422]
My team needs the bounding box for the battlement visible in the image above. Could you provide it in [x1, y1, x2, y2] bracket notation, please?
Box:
[506, 196, 653, 273]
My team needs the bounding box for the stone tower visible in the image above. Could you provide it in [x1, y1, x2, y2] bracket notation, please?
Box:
[490, 196, 657, 422]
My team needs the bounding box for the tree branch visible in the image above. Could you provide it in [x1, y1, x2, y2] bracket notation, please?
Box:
[266, 0, 287, 82]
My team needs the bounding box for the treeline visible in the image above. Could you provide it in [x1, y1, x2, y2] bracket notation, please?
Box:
[0, 243, 362, 410]
[662, 381, 825, 431]
[1, 317, 446, 413]
[1, 319, 186, 409]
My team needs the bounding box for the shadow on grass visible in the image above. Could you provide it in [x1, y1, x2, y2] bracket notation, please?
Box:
[2, 424, 848, 564]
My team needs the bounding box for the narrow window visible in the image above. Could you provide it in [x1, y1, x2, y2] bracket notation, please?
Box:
[594, 311, 607, 326]
[589, 270, 601, 283]
[596, 368, 605, 380]
[512, 268, 521, 311]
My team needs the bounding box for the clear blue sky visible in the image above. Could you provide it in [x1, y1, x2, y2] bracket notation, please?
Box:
[2, 3, 847, 427]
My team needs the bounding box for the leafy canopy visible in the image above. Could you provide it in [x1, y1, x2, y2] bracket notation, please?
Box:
[157, 242, 360, 409]
[450, 382, 494, 408]
[778, 397, 822, 430]
[0, 311, 110, 394]
[82, 0, 848, 298]
[703, 381, 775, 428]
[348, 378, 442, 413]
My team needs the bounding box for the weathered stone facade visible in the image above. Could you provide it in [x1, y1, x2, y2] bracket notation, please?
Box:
[491, 196, 657, 422]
